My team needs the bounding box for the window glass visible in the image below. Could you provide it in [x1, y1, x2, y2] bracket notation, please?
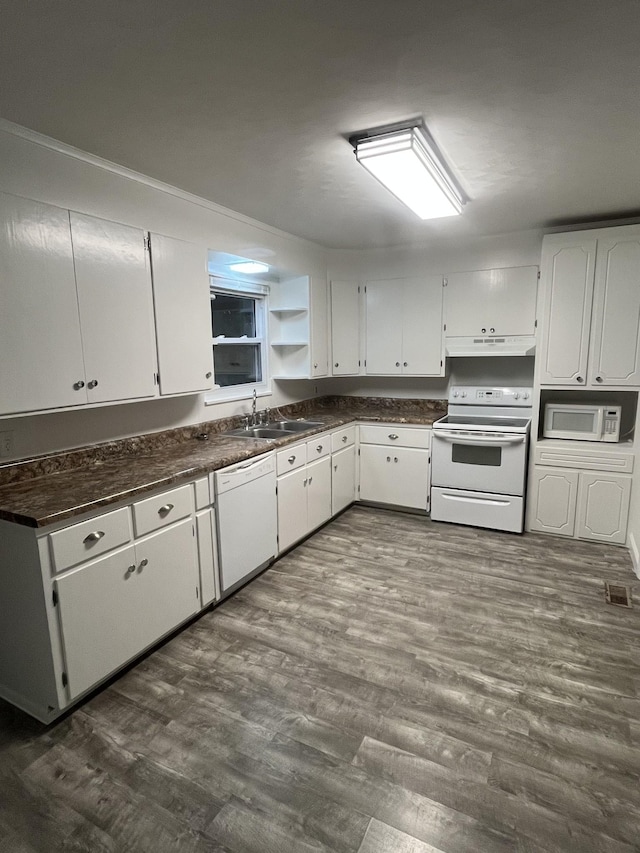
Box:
[209, 284, 267, 395]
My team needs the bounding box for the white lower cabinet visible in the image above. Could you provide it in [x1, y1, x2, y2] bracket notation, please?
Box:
[277, 453, 332, 553]
[528, 468, 579, 537]
[332, 445, 356, 514]
[529, 448, 632, 544]
[196, 508, 218, 606]
[358, 425, 431, 511]
[57, 518, 199, 700]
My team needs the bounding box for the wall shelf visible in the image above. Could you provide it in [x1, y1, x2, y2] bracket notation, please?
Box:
[271, 341, 308, 347]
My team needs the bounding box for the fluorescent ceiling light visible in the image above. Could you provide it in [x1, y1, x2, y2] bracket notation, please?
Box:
[353, 123, 464, 220]
[228, 260, 270, 274]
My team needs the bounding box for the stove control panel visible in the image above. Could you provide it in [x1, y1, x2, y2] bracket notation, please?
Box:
[449, 386, 532, 406]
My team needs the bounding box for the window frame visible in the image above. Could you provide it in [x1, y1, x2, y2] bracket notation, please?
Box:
[205, 276, 270, 405]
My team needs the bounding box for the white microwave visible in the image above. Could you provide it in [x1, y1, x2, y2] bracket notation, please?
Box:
[543, 403, 621, 442]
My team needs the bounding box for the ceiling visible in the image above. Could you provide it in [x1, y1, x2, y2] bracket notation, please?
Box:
[1, 0, 640, 249]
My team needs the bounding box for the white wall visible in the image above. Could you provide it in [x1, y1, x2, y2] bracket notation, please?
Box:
[0, 122, 327, 459]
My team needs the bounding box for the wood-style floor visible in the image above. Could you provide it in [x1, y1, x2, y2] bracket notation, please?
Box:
[1, 505, 640, 852]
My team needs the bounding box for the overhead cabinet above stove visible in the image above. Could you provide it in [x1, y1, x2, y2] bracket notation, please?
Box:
[538, 225, 640, 387]
[443, 266, 538, 357]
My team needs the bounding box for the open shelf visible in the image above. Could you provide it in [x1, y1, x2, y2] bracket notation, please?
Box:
[269, 307, 308, 314]
[271, 341, 308, 347]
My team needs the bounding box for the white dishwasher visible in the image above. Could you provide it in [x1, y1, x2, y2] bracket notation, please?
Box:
[214, 453, 277, 596]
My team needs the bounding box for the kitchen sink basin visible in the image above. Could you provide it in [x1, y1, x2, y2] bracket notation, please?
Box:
[224, 427, 289, 439]
[224, 419, 324, 439]
[270, 420, 324, 432]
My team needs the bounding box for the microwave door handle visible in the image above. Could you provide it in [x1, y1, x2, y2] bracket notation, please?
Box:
[594, 407, 604, 439]
[435, 431, 526, 447]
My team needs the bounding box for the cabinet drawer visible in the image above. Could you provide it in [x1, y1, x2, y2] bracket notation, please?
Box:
[331, 426, 356, 452]
[133, 483, 194, 536]
[359, 424, 430, 449]
[306, 433, 331, 460]
[50, 507, 132, 573]
[277, 444, 307, 475]
[534, 443, 634, 473]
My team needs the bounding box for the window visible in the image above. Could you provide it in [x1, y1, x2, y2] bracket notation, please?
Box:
[209, 278, 268, 398]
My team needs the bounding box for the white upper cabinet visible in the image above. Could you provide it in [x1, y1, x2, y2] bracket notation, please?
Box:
[330, 280, 360, 375]
[588, 232, 640, 386]
[270, 275, 328, 380]
[538, 233, 597, 385]
[70, 213, 157, 404]
[539, 226, 640, 387]
[149, 233, 214, 395]
[365, 276, 444, 376]
[0, 193, 87, 415]
[444, 266, 538, 337]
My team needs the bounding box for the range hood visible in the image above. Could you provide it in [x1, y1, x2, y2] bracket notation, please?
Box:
[445, 336, 536, 358]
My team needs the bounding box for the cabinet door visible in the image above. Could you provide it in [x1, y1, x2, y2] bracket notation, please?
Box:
[331, 281, 361, 375]
[539, 235, 597, 385]
[332, 445, 356, 515]
[528, 468, 578, 536]
[365, 281, 403, 374]
[445, 267, 537, 337]
[576, 473, 631, 544]
[402, 276, 444, 375]
[360, 445, 429, 509]
[307, 456, 332, 533]
[70, 213, 157, 403]
[588, 232, 640, 386]
[0, 193, 87, 415]
[310, 276, 329, 377]
[150, 233, 214, 395]
[277, 467, 309, 553]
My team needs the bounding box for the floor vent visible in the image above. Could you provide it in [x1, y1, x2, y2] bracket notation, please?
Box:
[604, 582, 632, 608]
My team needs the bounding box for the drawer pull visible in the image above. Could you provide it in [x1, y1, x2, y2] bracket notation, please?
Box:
[308, 476, 313, 484]
[288, 455, 296, 464]
[387, 456, 391, 462]
[316, 445, 323, 453]
[83, 530, 105, 543]
[388, 434, 399, 440]
[139, 558, 148, 568]
[158, 503, 174, 515]
[394, 457, 398, 463]
[342, 435, 347, 443]
[126, 564, 136, 576]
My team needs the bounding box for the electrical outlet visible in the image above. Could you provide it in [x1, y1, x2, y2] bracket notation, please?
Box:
[0, 431, 14, 458]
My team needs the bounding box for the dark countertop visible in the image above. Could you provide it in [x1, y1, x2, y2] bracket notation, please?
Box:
[0, 404, 444, 529]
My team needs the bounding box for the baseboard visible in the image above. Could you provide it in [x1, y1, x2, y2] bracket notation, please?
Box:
[629, 532, 640, 579]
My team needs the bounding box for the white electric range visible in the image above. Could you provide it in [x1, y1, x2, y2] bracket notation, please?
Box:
[431, 386, 532, 533]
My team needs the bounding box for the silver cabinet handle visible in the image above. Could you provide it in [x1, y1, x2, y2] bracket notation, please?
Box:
[316, 445, 323, 453]
[403, 362, 408, 367]
[308, 476, 313, 484]
[83, 530, 105, 543]
[388, 434, 399, 440]
[394, 457, 398, 463]
[395, 361, 400, 367]
[387, 456, 391, 462]
[314, 362, 318, 368]
[288, 455, 296, 464]
[158, 503, 174, 515]
[481, 328, 486, 333]
[126, 564, 136, 575]
[335, 362, 339, 367]
[596, 376, 603, 382]
[87, 379, 98, 389]
[342, 435, 347, 443]
[490, 327, 495, 333]
[206, 371, 212, 379]
[334, 464, 338, 471]
[577, 376, 584, 383]
[139, 558, 148, 568]
[74, 380, 85, 390]
[303, 478, 307, 486]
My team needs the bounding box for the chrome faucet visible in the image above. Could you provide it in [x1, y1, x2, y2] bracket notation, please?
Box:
[251, 389, 258, 426]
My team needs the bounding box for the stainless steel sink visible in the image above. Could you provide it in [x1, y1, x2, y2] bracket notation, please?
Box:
[270, 420, 324, 432]
[224, 427, 289, 439]
[223, 419, 324, 439]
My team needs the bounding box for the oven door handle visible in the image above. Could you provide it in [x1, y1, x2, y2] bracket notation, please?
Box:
[434, 431, 526, 447]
